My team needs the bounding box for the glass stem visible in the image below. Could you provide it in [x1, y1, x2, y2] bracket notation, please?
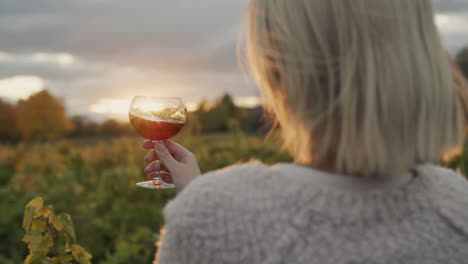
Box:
[152, 140, 163, 185]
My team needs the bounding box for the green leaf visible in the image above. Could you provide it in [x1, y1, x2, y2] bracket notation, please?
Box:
[23, 230, 42, 249]
[40, 257, 54, 264]
[31, 219, 47, 232]
[71, 244, 92, 264]
[38, 233, 53, 254]
[60, 214, 76, 243]
[23, 206, 35, 232]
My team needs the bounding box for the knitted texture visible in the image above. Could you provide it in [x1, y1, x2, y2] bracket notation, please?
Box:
[157, 163, 468, 263]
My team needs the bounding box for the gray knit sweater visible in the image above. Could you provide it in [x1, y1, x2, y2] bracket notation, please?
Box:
[157, 162, 468, 263]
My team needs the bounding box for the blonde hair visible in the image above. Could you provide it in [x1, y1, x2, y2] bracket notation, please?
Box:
[246, 0, 465, 176]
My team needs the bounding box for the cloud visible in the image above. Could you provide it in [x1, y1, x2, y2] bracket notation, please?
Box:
[31, 52, 75, 65]
[433, 0, 468, 14]
[0, 51, 77, 65]
[0, 0, 249, 73]
[435, 13, 468, 52]
[0, 75, 45, 100]
[0, 51, 10, 61]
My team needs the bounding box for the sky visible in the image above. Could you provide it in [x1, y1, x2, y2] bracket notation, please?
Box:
[0, 0, 467, 120]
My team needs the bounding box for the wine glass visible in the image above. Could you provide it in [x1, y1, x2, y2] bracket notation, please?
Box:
[129, 96, 186, 189]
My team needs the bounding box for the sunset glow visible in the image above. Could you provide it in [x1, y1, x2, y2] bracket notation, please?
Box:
[90, 98, 132, 115]
[234, 96, 261, 108]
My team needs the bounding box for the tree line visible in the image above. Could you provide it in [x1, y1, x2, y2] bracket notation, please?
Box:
[0, 91, 266, 141]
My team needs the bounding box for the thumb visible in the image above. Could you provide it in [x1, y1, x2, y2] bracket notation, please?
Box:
[154, 141, 178, 169]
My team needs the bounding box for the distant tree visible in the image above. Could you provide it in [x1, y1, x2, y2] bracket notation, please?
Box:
[220, 94, 237, 115]
[197, 100, 208, 112]
[70, 115, 87, 137]
[0, 99, 18, 140]
[192, 94, 250, 133]
[17, 90, 73, 140]
[217, 94, 247, 130]
[456, 47, 468, 79]
[70, 115, 105, 137]
[100, 119, 132, 136]
[184, 112, 202, 136]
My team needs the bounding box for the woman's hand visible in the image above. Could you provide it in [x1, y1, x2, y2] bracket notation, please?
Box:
[142, 140, 201, 192]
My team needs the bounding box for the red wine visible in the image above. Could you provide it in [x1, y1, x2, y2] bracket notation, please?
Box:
[129, 113, 184, 140]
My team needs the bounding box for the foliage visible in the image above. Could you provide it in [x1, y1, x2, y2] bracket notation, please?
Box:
[191, 94, 265, 134]
[22, 197, 92, 264]
[456, 47, 468, 79]
[0, 92, 266, 141]
[0, 134, 291, 263]
[0, 99, 18, 140]
[17, 90, 73, 140]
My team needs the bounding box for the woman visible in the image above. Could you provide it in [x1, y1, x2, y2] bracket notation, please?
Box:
[146, 0, 468, 263]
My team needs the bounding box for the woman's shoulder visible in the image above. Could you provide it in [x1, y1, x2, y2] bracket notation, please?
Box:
[419, 164, 468, 233]
[418, 163, 468, 193]
[163, 161, 278, 225]
[186, 161, 273, 194]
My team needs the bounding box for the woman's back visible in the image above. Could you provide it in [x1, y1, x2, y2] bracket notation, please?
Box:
[149, 0, 468, 262]
[157, 163, 468, 263]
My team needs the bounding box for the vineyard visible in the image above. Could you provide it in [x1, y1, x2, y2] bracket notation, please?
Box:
[0, 133, 291, 264]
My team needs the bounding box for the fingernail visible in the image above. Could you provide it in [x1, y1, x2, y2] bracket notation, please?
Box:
[156, 142, 165, 151]
[144, 151, 153, 162]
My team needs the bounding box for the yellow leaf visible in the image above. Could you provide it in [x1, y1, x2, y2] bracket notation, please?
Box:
[31, 219, 47, 232]
[71, 244, 92, 264]
[58, 255, 74, 262]
[26, 197, 43, 212]
[52, 215, 63, 231]
[48, 209, 55, 224]
[24, 254, 32, 264]
[35, 205, 53, 218]
[22, 206, 35, 232]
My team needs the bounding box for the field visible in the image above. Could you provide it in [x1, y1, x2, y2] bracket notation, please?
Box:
[0, 133, 291, 264]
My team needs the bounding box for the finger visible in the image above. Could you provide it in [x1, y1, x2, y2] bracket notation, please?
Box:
[142, 140, 155, 149]
[160, 172, 174, 184]
[144, 161, 170, 175]
[144, 163, 156, 175]
[144, 150, 160, 163]
[154, 141, 178, 169]
[163, 140, 194, 162]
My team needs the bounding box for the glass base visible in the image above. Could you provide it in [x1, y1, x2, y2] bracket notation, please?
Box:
[136, 181, 175, 189]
